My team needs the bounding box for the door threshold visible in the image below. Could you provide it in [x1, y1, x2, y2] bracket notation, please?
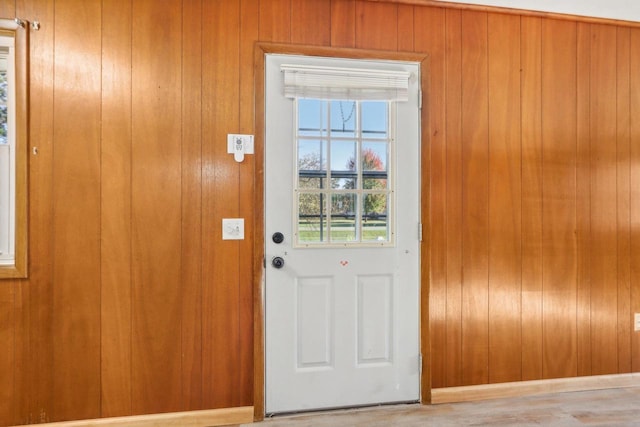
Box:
[266, 400, 420, 419]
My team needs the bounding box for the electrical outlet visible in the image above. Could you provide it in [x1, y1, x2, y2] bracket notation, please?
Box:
[635, 313, 640, 332]
[222, 218, 245, 240]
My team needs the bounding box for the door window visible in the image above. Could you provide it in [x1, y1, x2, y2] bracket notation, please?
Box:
[295, 99, 394, 247]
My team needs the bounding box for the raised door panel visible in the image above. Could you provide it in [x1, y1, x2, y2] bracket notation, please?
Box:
[357, 275, 393, 365]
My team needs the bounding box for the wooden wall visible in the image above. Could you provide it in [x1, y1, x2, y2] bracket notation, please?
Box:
[426, 9, 640, 387]
[0, 0, 639, 425]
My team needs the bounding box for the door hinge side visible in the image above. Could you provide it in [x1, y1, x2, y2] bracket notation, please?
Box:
[418, 90, 423, 109]
[419, 353, 423, 377]
[419, 223, 423, 241]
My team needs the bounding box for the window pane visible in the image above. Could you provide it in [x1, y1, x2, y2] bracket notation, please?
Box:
[0, 48, 7, 145]
[362, 142, 388, 189]
[298, 99, 327, 137]
[361, 101, 388, 138]
[298, 192, 327, 243]
[298, 139, 327, 188]
[330, 140, 357, 172]
[331, 193, 356, 242]
[362, 194, 388, 242]
[331, 176, 356, 190]
[330, 100, 356, 137]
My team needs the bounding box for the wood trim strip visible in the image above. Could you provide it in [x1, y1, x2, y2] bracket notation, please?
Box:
[23, 406, 254, 427]
[252, 43, 267, 422]
[431, 374, 640, 404]
[366, 0, 640, 29]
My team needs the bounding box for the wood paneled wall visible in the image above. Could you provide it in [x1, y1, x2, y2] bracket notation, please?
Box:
[0, 0, 639, 425]
[427, 10, 640, 388]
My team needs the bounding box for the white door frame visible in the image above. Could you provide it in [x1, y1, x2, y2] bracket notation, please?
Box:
[252, 43, 430, 420]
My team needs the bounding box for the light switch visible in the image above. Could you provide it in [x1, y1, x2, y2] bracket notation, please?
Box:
[222, 218, 245, 240]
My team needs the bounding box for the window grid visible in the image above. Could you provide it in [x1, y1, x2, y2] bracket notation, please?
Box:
[294, 99, 394, 247]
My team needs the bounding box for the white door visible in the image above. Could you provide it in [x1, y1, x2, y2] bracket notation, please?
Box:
[265, 54, 421, 414]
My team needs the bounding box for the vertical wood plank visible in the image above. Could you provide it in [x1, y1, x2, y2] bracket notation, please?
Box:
[52, 0, 102, 421]
[616, 26, 632, 374]
[397, 5, 414, 52]
[181, 0, 203, 411]
[460, 10, 489, 386]
[101, 0, 132, 417]
[291, 0, 330, 45]
[444, 8, 464, 388]
[51, 0, 102, 420]
[630, 28, 640, 373]
[541, 19, 577, 379]
[331, 0, 355, 48]
[576, 21, 592, 378]
[414, 5, 446, 389]
[0, 0, 13, 13]
[487, 12, 522, 384]
[11, 276, 27, 425]
[202, 0, 242, 408]
[0, 285, 13, 425]
[14, 0, 55, 423]
[520, 15, 543, 381]
[239, 0, 260, 408]
[355, 1, 397, 50]
[259, 0, 290, 43]
[589, 24, 618, 376]
[131, 0, 183, 414]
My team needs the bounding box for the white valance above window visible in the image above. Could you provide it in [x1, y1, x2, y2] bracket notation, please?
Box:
[281, 64, 410, 102]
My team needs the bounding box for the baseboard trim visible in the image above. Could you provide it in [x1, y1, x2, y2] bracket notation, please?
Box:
[431, 373, 640, 404]
[24, 406, 254, 427]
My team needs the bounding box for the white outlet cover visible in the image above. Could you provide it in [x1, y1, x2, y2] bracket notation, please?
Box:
[222, 218, 245, 240]
[227, 134, 254, 154]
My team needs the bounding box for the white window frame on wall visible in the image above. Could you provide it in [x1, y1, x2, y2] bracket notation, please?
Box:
[0, 18, 28, 279]
[0, 35, 16, 266]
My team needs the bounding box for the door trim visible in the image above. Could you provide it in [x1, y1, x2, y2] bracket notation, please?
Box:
[253, 42, 430, 421]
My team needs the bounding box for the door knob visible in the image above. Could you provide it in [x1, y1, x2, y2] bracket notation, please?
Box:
[272, 256, 285, 269]
[272, 232, 284, 244]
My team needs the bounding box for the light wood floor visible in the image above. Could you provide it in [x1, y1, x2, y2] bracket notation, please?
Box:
[242, 386, 640, 426]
